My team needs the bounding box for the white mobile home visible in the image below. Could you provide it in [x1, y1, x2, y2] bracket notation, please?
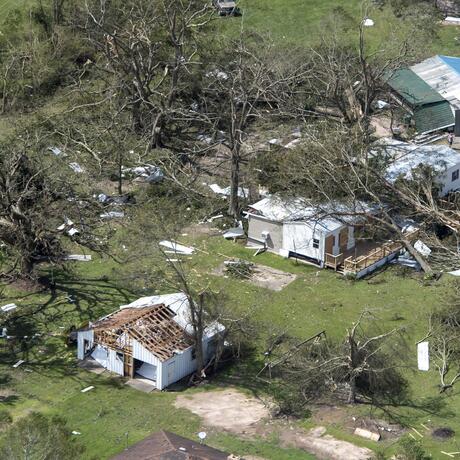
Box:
[380, 139, 460, 196]
[77, 293, 224, 390]
[247, 196, 373, 269]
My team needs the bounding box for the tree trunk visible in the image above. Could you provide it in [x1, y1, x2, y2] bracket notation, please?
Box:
[347, 332, 358, 404]
[402, 238, 432, 274]
[117, 151, 123, 196]
[228, 149, 240, 218]
[348, 376, 357, 404]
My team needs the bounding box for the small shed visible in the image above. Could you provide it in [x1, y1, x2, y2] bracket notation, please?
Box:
[378, 139, 460, 196]
[110, 430, 230, 460]
[246, 196, 373, 268]
[77, 293, 224, 390]
[386, 68, 454, 134]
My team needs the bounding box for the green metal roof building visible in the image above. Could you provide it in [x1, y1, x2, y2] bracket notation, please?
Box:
[387, 68, 454, 135]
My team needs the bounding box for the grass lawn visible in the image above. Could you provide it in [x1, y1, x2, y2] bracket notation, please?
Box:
[0, 229, 458, 459]
[217, 0, 460, 57]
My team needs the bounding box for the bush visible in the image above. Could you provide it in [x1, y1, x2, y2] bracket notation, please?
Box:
[396, 437, 430, 460]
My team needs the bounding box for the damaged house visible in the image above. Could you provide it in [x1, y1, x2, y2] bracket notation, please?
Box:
[378, 139, 460, 196]
[77, 293, 224, 390]
[246, 196, 417, 278]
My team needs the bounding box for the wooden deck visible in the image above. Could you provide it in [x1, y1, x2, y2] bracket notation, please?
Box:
[325, 230, 419, 275]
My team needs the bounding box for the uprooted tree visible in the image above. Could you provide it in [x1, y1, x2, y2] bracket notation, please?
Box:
[260, 310, 408, 413]
[0, 134, 107, 279]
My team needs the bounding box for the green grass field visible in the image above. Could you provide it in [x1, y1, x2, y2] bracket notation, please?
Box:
[0, 231, 458, 459]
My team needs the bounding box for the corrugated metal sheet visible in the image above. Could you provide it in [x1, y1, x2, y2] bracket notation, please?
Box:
[411, 56, 460, 109]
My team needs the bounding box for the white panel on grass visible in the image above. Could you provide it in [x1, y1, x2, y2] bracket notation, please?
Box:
[417, 341, 429, 371]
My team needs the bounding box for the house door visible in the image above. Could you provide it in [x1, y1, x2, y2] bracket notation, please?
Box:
[339, 227, 348, 253]
[167, 361, 175, 385]
[325, 235, 334, 255]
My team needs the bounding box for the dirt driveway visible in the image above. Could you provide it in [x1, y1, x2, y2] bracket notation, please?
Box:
[175, 389, 270, 434]
[175, 389, 374, 459]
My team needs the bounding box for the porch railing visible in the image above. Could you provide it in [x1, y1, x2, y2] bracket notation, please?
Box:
[324, 252, 344, 271]
[343, 229, 419, 274]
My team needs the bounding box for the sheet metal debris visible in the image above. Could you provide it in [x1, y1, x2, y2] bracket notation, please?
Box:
[159, 241, 195, 255]
[64, 255, 92, 262]
[69, 162, 85, 173]
[1, 303, 17, 313]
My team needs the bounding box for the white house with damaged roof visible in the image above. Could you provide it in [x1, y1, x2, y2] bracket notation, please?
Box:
[77, 293, 224, 390]
[378, 139, 460, 196]
[247, 196, 376, 265]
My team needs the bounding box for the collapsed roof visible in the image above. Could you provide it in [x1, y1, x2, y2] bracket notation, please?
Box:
[90, 293, 225, 361]
[92, 304, 193, 361]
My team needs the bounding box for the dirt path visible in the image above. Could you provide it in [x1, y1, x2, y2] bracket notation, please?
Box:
[280, 426, 373, 460]
[175, 389, 270, 434]
[175, 389, 375, 459]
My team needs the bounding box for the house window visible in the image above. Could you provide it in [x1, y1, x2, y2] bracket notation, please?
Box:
[116, 351, 124, 361]
[312, 238, 320, 249]
[452, 169, 459, 182]
[191, 347, 196, 361]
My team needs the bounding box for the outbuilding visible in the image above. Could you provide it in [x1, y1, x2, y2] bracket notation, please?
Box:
[77, 293, 224, 390]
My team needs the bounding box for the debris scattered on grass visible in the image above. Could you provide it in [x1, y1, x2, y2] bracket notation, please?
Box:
[69, 162, 85, 173]
[81, 386, 94, 393]
[1, 304, 17, 313]
[72, 431, 81, 435]
[100, 211, 125, 219]
[12, 360, 25, 368]
[159, 240, 195, 255]
[354, 428, 381, 442]
[64, 255, 92, 261]
[224, 259, 254, 279]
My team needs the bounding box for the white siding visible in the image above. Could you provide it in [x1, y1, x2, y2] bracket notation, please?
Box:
[107, 349, 124, 375]
[77, 329, 94, 360]
[439, 164, 460, 196]
[161, 347, 197, 390]
[282, 222, 324, 261]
